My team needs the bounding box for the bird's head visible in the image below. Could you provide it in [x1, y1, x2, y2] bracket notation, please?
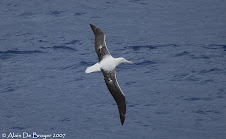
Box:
[117, 57, 133, 65]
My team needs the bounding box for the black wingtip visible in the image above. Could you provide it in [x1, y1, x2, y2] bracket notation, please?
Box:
[119, 109, 126, 125]
[90, 24, 96, 30]
[120, 114, 125, 125]
[90, 24, 104, 36]
[117, 98, 126, 126]
[90, 24, 97, 35]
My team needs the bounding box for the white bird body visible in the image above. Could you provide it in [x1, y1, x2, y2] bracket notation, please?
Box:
[85, 55, 132, 73]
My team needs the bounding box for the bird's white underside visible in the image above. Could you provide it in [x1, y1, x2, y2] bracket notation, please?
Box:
[85, 55, 118, 73]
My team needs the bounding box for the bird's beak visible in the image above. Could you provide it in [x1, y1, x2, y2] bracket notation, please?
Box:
[126, 60, 133, 64]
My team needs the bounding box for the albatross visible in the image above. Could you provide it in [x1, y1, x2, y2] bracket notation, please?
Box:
[85, 24, 133, 125]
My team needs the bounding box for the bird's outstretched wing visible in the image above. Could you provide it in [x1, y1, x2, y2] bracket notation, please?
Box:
[90, 24, 110, 62]
[101, 69, 126, 125]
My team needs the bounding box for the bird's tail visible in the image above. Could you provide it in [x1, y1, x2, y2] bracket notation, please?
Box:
[85, 63, 101, 73]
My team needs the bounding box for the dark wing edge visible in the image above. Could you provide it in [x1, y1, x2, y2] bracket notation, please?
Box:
[101, 69, 126, 125]
[90, 24, 110, 62]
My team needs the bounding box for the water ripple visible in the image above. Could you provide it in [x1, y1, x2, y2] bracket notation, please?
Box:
[184, 97, 213, 101]
[74, 12, 86, 16]
[193, 110, 221, 115]
[174, 51, 189, 57]
[207, 44, 226, 51]
[48, 11, 64, 16]
[0, 50, 43, 54]
[222, 45, 226, 51]
[136, 60, 157, 65]
[129, 45, 157, 51]
[80, 61, 94, 66]
[11, 126, 26, 130]
[40, 46, 76, 51]
[64, 40, 80, 45]
[59, 118, 71, 122]
[199, 68, 222, 74]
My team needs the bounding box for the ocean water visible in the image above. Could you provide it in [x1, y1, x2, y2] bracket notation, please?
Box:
[0, 0, 225, 139]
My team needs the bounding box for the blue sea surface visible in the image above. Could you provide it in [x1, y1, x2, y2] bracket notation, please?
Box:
[0, 0, 226, 139]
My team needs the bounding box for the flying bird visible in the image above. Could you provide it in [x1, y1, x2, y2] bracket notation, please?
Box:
[85, 24, 133, 125]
